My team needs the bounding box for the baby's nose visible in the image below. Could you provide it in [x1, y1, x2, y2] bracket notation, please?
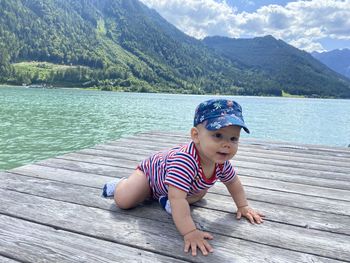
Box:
[222, 139, 232, 147]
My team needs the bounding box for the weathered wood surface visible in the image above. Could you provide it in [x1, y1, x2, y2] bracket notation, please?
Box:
[1, 131, 349, 263]
[0, 256, 19, 263]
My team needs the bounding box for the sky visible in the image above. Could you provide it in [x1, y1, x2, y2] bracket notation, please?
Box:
[139, 0, 350, 52]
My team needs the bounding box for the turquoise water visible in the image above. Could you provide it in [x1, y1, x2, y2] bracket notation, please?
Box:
[1, 86, 349, 170]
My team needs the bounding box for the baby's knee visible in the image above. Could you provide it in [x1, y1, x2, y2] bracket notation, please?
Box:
[114, 198, 132, 210]
[114, 182, 134, 209]
[113, 174, 150, 209]
[199, 189, 208, 197]
[114, 191, 134, 210]
[187, 189, 208, 204]
[195, 189, 208, 200]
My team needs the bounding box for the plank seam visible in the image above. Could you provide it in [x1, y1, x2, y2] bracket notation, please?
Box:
[210, 230, 350, 262]
[71, 150, 350, 176]
[0, 254, 24, 263]
[3, 186, 350, 237]
[28, 161, 350, 204]
[0, 211, 194, 263]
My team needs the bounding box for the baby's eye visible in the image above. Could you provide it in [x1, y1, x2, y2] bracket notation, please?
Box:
[213, 133, 222, 139]
[230, 137, 239, 142]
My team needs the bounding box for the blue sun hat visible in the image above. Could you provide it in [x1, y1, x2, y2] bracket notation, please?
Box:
[194, 99, 250, 133]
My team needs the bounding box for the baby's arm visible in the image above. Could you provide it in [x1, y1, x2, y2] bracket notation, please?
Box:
[168, 186, 214, 256]
[225, 176, 264, 224]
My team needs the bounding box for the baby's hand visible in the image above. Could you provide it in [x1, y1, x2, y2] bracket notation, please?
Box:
[237, 206, 265, 224]
[183, 229, 214, 256]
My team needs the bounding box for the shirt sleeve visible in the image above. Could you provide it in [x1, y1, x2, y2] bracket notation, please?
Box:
[219, 161, 236, 183]
[164, 152, 197, 193]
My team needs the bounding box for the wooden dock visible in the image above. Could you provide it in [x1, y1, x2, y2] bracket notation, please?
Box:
[1, 131, 350, 263]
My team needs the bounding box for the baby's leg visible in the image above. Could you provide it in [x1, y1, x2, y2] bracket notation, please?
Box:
[187, 189, 208, 204]
[114, 169, 151, 209]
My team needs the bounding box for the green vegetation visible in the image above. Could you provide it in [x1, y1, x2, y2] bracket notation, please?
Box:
[11, 61, 160, 92]
[312, 49, 350, 79]
[0, 0, 349, 97]
[11, 62, 85, 86]
[281, 90, 305, 98]
[203, 36, 350, 98]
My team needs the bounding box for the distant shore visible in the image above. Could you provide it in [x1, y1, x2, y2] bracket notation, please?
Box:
[0, 83, 325, 99]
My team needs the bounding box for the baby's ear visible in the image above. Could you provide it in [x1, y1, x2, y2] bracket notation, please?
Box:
[191, 127, 200, 143]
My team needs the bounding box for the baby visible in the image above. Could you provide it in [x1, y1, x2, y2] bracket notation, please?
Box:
[103, 99, 264, 256]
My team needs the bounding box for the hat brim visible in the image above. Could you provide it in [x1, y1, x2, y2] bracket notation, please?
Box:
[205, 116, 250, 134]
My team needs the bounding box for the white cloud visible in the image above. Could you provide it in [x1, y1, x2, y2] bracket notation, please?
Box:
[140, 0, 239, 38]
[139, 0, 350, 52]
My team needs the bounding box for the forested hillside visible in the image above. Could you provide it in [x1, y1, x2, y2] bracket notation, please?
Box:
[312, 49, 350, 79]
[203, 36, 350, 98]
[1, 0, 350, 97]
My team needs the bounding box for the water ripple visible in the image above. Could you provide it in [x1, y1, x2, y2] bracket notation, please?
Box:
[1, 87, 349, 170]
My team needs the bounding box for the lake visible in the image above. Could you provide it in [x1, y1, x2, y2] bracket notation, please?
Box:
[1, 86, 349, 170]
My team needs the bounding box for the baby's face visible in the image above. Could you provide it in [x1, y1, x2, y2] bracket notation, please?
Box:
[193, 124, 241, 165]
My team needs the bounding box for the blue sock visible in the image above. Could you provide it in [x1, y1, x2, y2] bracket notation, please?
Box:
[159, 195, 172, 214]
[102, 177, 125, 198]
[102, 181, 117, 198]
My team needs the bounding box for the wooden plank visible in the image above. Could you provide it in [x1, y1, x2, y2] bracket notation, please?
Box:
[240, 176, 350, 202]
[130, 132, 350, 159]
[3, 170, 350, 235]
[56, 153, 139, 170]
[212, 184, 350, 217]
[240, 146, 350, 167]
[113, 136, 350, 161]
[234, 160, 350, 180]
[240, 147, 350, 166]
[237, 167, 350, 191]
[0, 180, 347, 262]
[0, 214, 188, 263]
[0, 257, 19, 263]
[237, 139, 350, 155]
[52, 152, 350, 204]
[197, 196, 350, 236]
[119, 136, 350, 171]
[95, 139, 350, 179]
[36, 157, 132, 177]
[140, 131, 350, 156]
[3, 132, 350, 262]
[139, 131, 350, 158]
[8, 165, 109, 189]
[13, 160, 350, 217]
[236, 155, 350, 174]
[58, 151, 350, 182]
[94, 141, 350, 171]
[1, 189, 341, 263]
[37, 149, 350, 202]
[95, 142, 350, 169]
[91, 145, 350, 190]
[76, 148, 350, 190]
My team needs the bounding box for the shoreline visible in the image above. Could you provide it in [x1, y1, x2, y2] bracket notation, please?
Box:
[1, 83, 343, 100]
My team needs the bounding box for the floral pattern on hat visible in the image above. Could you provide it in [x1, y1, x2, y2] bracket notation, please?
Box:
[194, 99, 250, 133]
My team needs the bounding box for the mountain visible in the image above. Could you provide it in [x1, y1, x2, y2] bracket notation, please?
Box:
[0, 0, 281, 95]
[312, 49, 350, 79]
[0, 0, 350, 98]
[203, 35, 350, 98]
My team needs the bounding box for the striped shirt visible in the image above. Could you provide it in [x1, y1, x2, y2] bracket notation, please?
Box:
[138, 141, 236, 199]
